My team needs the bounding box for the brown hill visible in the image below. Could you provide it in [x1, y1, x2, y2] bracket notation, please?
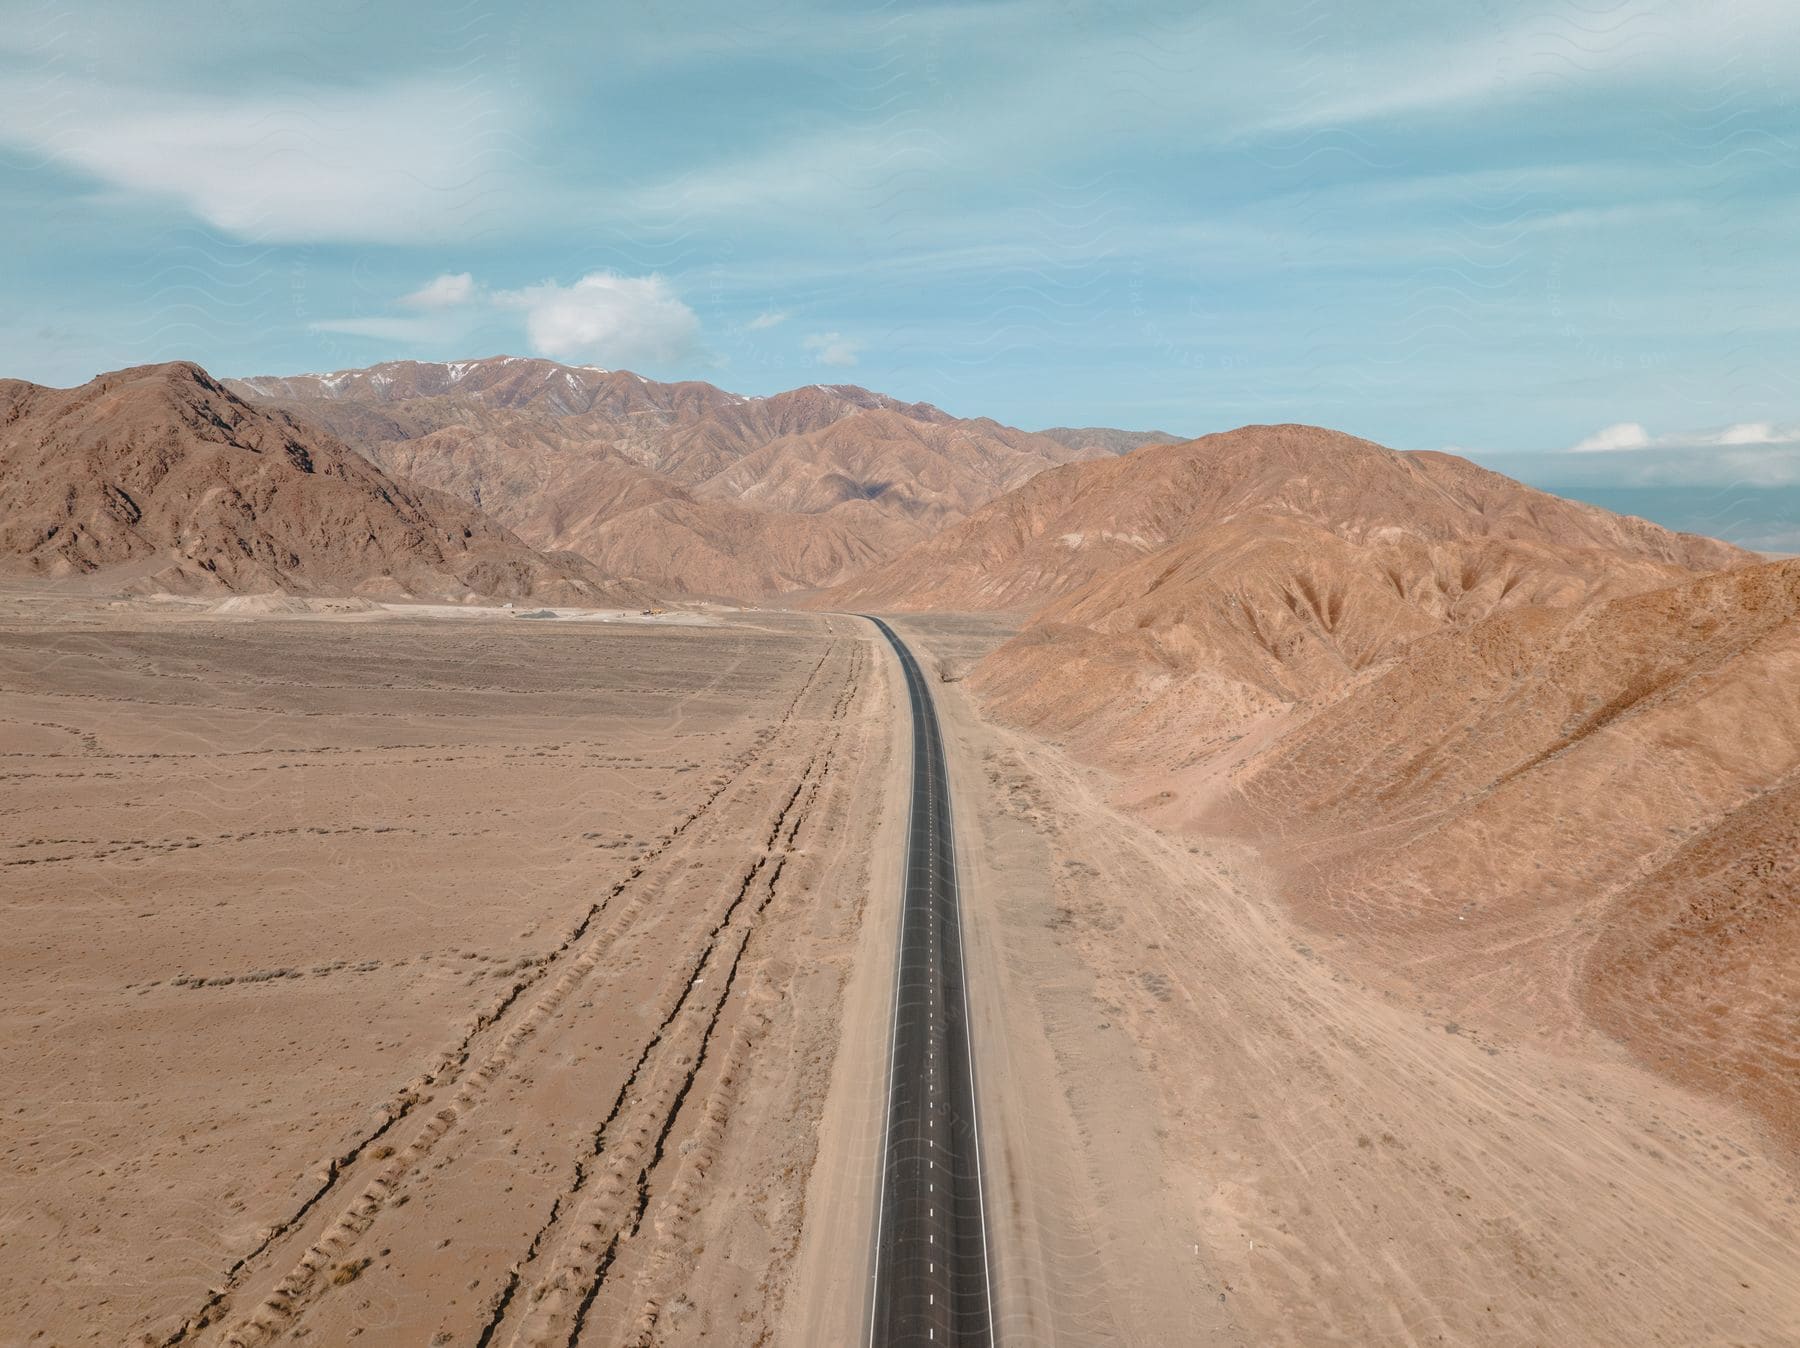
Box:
[229, 361, 956, 486]
[1036, 425, 1183, 455]
[0, 362, 628, 603]
[956, 422, 1751, 815]
[1200, 559, 1800, 1147]
[691, 409, 1092, 527]
[362, 419, 908, 598]
[924, 419, 1784, 1161]
[229, 357, 1113, 599]
[969, 517, 1703, 761]
[575, 495, 911, 599]
[825, 423, 1745, 612]
[1585, 774, 1800, 1148]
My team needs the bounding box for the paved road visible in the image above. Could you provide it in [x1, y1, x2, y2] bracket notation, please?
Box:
[865, 617, 996, 1347]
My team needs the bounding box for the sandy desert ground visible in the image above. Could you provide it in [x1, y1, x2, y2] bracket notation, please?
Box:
[0, 589, 892, 1346]
[3, 592, 1796, 1346]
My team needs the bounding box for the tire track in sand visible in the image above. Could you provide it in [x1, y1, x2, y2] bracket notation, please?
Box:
[150, 642, 842, 1347]
[478, 641, 861, 1347]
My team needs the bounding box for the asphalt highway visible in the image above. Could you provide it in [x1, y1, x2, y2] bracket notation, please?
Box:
[864, 616, 996, 1347]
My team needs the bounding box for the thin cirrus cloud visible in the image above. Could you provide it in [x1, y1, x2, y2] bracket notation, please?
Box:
[745, 310, 790, 331]
[0, 76, 521, 244]
[316, 271, 702, 369]
[1248, 0, 1800, 133]
[622, 1, 1800, 235]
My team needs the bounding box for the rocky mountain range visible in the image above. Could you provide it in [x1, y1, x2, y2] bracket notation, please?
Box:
[226, 357, 1161, 598]
[827, 423, 1742, 613]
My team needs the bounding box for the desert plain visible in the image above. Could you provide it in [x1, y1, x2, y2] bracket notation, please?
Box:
[0, 589, 886, 1345]
[1, 585, 1795, 1346]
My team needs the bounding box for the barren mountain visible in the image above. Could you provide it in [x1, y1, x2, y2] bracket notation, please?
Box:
[230, 361, 955, 484]
[1035, 425, 1183, 455]
[1198, 559, 1800, 1147]
[969, 518, 1704, 760]
[826, 423, 1745, 612]
[691, 409, 1093, 528]
[954, 422, 1749, 775]
[0, 362, 626, 603]
[954, 427, 1747, 762]
[229, 357, 1113, 598]
[575, 495, 912, 599]
[935, 420, 1786, 1163]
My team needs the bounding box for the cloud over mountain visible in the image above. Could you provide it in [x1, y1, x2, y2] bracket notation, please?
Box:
[312, 271, 704, 370]
[496, 273, 701, 366]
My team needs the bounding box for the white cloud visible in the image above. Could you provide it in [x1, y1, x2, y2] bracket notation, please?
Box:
[495, 272, 700, 365]
[0, 78, 521, 243]
[1571, 419, 1800, 453]
[401, 273, 478, 310]
[746, 309, 789, 331]
[310, 270, 700, 362]
[803, 331, 863, 367]
[1570, 422, 1651, 453]
[1709, 421, 1800, 446]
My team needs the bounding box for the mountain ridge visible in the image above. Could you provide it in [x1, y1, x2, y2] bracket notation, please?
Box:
[823, 422, 1747, 613]
[227, 355, 1136, 599]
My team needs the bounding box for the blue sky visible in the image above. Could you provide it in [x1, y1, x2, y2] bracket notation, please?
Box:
[3, 0, 1797, 540]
